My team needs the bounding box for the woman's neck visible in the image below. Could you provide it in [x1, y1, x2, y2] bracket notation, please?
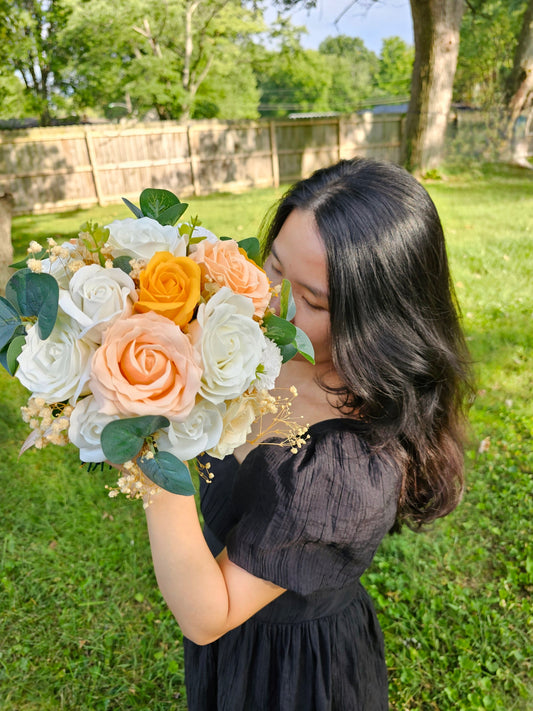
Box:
[232, 358, 345, 465]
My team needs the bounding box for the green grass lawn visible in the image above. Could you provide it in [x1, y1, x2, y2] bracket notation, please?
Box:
[2, 164, 532, 710]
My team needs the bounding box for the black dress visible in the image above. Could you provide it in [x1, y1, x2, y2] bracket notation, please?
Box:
[183, 418, 402, 711]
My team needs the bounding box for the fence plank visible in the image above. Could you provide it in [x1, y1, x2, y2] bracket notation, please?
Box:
[84, 130, 103, 206]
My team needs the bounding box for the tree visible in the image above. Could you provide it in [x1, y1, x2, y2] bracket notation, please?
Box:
[0, 75, 34, 119]
[274, 0, 466, 174]
[253, 45, 332, 116]
[454, 0, 526, 108]
[318, 35, 379, 111]
[0, 0, 72, 125]
[506, 0, 533, 124]
[192, 58, 260, 119]
[58, 0, 264, 120]
[375, 36, 414, 98]
[401, 0, 465, 173]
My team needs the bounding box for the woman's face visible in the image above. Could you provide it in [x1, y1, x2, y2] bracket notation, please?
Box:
[264, 208, 333, 368]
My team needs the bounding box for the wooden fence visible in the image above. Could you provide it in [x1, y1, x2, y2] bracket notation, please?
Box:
[0, 115, 403, 215]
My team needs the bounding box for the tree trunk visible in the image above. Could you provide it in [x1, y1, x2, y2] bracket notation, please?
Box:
[401, 0, 465, 174]
[506, 0, 533, 126]
[0, 193, 15, 296]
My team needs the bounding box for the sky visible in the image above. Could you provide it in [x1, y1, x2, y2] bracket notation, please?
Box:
[265, 0, 414, 54]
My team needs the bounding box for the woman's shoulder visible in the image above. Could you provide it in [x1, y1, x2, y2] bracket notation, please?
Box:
[227, 417, 402, 593]
[235, 417, 402, 509]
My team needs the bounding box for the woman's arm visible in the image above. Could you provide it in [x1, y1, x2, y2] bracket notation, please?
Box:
[144, 489, 285, 645]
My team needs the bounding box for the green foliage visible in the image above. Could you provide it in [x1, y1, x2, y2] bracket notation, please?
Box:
[455, 0, 528, 107]
[0, 296, 21, 350]
[237, 237, 261, 265]
[5, 269, 59, 340]
[139, 452, 195, 497]
[279, 278, 296, 320]
[375, 36, 414, 98]
[263, 305, 315, 364]
[318, 35, 380, 111]
[2, 167, 533, 709]
[57, 0, 264, 120]
[0, 74, 33, 119]
[191, 46, 261, 120]
[0, 0, 72, 123]
[101, 416, 170, 465]
[0, 269, 59, 373]
[254, 45, 332, 117]
[138, 189, 188, 225]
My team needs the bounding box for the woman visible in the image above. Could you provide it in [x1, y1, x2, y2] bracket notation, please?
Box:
[144, 158, 472, 710]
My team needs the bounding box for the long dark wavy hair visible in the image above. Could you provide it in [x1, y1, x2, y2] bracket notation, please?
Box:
[261, 158, 473, 527]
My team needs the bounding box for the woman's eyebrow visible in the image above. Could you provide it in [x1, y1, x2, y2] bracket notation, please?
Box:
[270, 245, 328, 301]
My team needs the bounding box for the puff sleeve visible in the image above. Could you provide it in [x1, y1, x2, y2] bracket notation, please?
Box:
[225, 421, 401, 596]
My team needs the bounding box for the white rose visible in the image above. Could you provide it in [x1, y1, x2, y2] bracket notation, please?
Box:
[207, 395, 258, 459]
[195, 287, 264, 404]
[250, 335, 283, 391]
[40, 241, 83, 289]
[58, 264, 137, 342]
[157, 399, 225, 462]
[104, 216, 187, 260]
[68, 395, 119, 462]
[16, 314, 96, 405]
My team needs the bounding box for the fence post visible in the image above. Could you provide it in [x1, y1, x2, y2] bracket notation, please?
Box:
[84, 129, 104, 206]
[269, 121, 280, 188]
[337, 116, 343, 162]
[187, 125, 200, 196]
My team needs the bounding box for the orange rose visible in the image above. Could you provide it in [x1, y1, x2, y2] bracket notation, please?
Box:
[90, 311, 202, 420]
[134, 251, 201, 326]
[191, 239, 270, 318]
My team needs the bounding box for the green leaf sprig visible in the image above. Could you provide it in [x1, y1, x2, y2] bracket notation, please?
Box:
[262, 279, 315, 364]
[123, 188, 188, 226]
[100, 415, 195, 496]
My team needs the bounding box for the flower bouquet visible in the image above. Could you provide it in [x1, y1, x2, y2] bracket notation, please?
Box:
[0, 189, 313, 502]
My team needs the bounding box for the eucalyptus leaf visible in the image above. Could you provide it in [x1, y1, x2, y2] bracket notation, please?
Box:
[238, 237, 261, 265]
[6, 335, 25, 375]
[280, 279, 296, 321]
[139, 188, 181, 221]
[157, 202, 188, 226]
[101, 415, 170, 464]
[139, 451, 195, 496]
[279, 343, 299, 363]
[122, 197, 144, 218]
[112, 256, 133, 275]
[294, 326, 315, 364]
[263, 312, 296, 346]
[0, 296, 22, 350]
[0, 343, 9, 373]
[5, 270, 59, 340]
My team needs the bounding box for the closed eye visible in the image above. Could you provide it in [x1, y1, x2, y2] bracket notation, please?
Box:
[303, 298, 327, 311]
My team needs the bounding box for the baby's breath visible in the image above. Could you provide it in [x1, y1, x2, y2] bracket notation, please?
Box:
[27, 258, 43, 273]
[105, 447, 163, 508]
[20, 397, 72, 450]
[248, 388, 309, 452]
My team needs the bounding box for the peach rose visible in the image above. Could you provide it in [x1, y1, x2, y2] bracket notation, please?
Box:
[191, 239, 270, 318]
[134, 251, 201, 327]
[90, 311, 202, 420]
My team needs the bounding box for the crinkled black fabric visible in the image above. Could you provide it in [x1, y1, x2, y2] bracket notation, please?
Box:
[184, 419, 401, 711]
